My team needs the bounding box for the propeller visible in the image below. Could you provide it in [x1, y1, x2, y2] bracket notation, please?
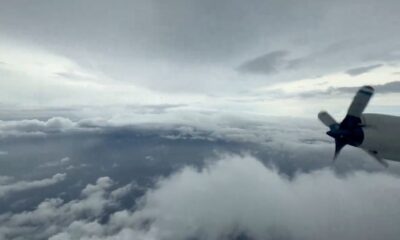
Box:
[318, 86, 384, 165]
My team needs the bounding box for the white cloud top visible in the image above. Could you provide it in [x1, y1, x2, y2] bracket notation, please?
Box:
[2, 155, 400, 240]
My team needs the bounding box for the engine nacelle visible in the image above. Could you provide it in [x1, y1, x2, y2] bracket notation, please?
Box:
[360, 113, 400, 161]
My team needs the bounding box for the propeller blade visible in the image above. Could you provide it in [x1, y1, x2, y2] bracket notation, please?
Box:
[333, 138, 346, 161]
[347, 86, 374, 118]
[318, 111, 338, 128]
[364, 150, 389, 168]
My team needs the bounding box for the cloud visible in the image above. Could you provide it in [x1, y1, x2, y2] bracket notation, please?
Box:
[60, 157, 71, 164]
[111, 155, 400, 240]
[269, 81, 400, 102]
[0, 112, 326, 148]
[0, 176, 13, 185]
[2, 155, 400, 239]
[0, 117, 76, 137]
[41, 157, 72, 169]
[111, 184, 133, 200]
[0, 176, 117, 239]
[345, 64, 383, 76]
[0, 111, 389, 176]
[1, 0, 400, 97]
[237, 50, 289, 74]
[335, 81, 400, 94]
[0, 173, 66, 198]
[300, 81, 400, 98]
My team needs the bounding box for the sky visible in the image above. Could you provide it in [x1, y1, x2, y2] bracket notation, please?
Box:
[1, 0, 400, 118]
[1, 1, 400, 240]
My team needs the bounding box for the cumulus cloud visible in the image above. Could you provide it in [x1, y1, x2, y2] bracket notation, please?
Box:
[41, 157, 73, 169]
[0, 173, 66, 199]
[0, 112, 326, 149]
[0, 117, 77, 137]
[111, 184, 133, 200]
[2, 155, 400, 240]
[0, 176, 115, 239]
[114, 155, 400, 240]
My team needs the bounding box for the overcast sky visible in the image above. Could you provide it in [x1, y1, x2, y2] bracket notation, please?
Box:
[1, 0, 400, 118]
[1, 2, 400, 239]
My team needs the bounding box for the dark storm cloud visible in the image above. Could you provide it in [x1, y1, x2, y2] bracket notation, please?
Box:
[345, 64, 383, 76]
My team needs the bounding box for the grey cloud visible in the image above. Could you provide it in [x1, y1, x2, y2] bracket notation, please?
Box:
[278, 81, 400, 100]
[0, 173, 66, 199]
[0, 176, 13, 185]
[345, 64, 383, 76]
[55, 71, 95, 82]
[237, 50, 288, 74]
[362, 51, 400, 63]
[236, 38, 397, 85]
[325, 81, 400, 95]
[125, 104, 187, 114]
[333, 81, 400, 94]
[0, 106, 78, 121]
[41, 157, 72, 168]
[0, 0, 265, 62]
[1, 1, 400, 93]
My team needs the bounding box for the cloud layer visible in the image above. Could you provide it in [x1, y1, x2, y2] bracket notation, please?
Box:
[124, 155, 400, 240]
[2, 155, 400, 240]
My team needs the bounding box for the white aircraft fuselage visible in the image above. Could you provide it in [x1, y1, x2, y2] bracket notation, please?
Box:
[361, 113, 400, 162]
